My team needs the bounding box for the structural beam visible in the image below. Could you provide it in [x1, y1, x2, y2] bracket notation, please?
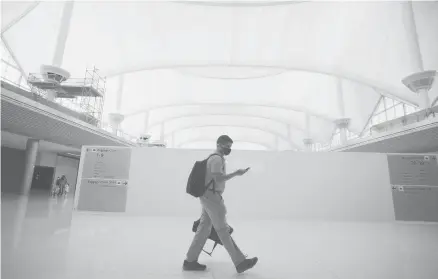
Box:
[124, 102, 334, 124]
[1, 2, 41, 35]
[103, 64, 418, 106]
[161, 123, 300, 150]
[160, 123, 165, 141]
[303, 138, 313, 152]
[116, 74, 125, 112]
[176, 137, 274, 151]
[52, 1, 74, 67]
[145, 112, 304, 136]
[143, 111, 150, 133]
[337, 77, 345, 118]
[334, 118, 351, 145]
[0, 36, 28, 80]
[305, 113, 311, 138]
[403, 1, 424, 72]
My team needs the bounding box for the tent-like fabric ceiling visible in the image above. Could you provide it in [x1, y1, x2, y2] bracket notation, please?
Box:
[2, 1, 438, 150]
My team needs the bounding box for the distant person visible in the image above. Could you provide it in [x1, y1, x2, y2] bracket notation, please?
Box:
[59, 175, 67, 196]
[52, 177, 61, 197]
[183, 135, 258, 274]
[63, 182, 70, 198]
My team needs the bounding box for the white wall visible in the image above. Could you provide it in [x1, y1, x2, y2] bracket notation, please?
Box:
[36, 151, 57, 167]
[124, 148, 395, 222]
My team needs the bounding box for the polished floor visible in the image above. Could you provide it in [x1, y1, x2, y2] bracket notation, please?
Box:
[1, 191, 438, 279]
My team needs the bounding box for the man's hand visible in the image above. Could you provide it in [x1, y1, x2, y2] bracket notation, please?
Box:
[235, 167, 250, 176]
[218, 168, 251, 182]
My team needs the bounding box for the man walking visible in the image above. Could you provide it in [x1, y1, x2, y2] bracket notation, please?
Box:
[183, 135, 258, 273]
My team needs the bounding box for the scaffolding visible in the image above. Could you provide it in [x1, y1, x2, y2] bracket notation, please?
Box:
[27, 67, 106, 127]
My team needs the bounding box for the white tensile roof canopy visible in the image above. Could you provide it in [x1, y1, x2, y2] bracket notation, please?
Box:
[2, 1, 438, 150]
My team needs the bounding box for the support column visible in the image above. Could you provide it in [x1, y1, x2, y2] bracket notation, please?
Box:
[303, 138, 313, 152]
[303, 113, 313, 151]
[21, 139, 39, 195]
[143, 111, 149, 133]
[305, 113, 311, 138]
[402, 71, 436, 109]
[52, 1, 74, 67]
[419, 88, 431, 109]
[115, 75, 124, 112]
[334, 118, 351, 145]
[286, 124, 294, 150]
[108, 113, 125, 135]
[41, 64, 70, 102]
[160, 123, 165, 141]
[46, 90, 57, 101]
[46, 1, 74, 102]
[138, 134, 151, 146]
[401, 2, 436, 110]
[336, 78, 346, 118]
[403, 1, 423, 72]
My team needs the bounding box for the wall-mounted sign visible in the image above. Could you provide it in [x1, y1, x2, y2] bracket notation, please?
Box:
[82, 179, 129, 187]
[81, 147, 131, 180]
[75, 146, 132, 213]
[387, 155, 438, 186]
[388, 154, 438, 222]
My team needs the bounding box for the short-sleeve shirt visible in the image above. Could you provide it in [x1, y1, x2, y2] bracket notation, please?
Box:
[205, 153, 226, 194]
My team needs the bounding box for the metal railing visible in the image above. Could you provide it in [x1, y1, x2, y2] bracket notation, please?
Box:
[1, 77, 138, 144]
[100, 122, 139, 143]
[1, 76, 30, 91]
[28, 73, 106, 97]
[370, 106, 437, 134]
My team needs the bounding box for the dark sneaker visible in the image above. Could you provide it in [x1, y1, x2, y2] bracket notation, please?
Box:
[183, 260, 207, 271]
[236, 257, 258, 273]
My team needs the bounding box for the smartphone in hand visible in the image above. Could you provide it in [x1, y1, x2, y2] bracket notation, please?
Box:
[236, 167, 251, 176]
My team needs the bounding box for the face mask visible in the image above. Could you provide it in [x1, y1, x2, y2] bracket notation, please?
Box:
[222, 147, 232, 156]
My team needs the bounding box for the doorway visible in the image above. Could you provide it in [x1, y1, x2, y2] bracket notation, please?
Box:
[31, 166, 55, 192]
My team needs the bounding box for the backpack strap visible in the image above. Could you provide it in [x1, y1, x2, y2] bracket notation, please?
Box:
[207, 153, 223, 161]
[205, 153, 224, 193]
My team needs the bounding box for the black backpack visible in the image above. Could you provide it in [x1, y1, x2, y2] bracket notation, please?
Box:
[186, 154, 222, 197]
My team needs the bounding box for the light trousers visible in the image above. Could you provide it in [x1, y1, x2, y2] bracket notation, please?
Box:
[186, 190, 246, 266]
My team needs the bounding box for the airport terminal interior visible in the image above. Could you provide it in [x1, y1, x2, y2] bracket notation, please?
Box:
[1, 1, 438, 279]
